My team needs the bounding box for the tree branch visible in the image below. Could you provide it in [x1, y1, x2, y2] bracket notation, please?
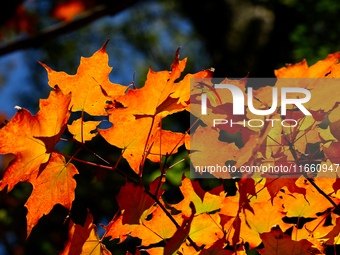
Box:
[287, 141, 340, 213]
[144, 189, 200, 251]
[59, 141, 200, 250]
[0, 0, 140, 57]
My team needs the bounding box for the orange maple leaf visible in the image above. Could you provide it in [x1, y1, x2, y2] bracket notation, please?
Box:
[265, 177, 306, 201]
[190, 126, 240, 179]
[99, 50, 212, 173]
[104, 177, 165, 243]
[129, 204, 183, 247]
[0, 87, 71, 192]
[61, 210, 111, 255]
[116, 177, 164, 225]
[40, 40, 127, 116]
[274, 53, 340, 78]
[68, 119, 101, 142]
[171, 177, 226, 217]
[25, 153, 78, 237]
[164, 202, 196, 255]
[258, 226, 321, 254]
[188, 212, 224, 248]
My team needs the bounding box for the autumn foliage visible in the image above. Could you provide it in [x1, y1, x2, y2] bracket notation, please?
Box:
[2, 40, 340, 254]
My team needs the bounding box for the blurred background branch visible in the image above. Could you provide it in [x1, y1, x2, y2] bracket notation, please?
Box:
[0, 0, 139, 56]
[0, 0, 339, 254]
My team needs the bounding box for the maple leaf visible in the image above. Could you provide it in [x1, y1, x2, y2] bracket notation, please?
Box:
[109, 178, 223, 250]
[265, 177, 306, 202]
[116, 177, 164, 225]
[99, 50, 212, 173]
[129, 204, 184, 247]
[164, 202, 195, 255]
[60, 210, 111, 255]
[68, 119, 101, 142]
[102, 215, 137, 244]
[320, 217, 340, 245]
[132, 205, 221, 250]
[25, 152, 78, 237]
[6, 39, 340, 254]
[287, 206, 338, 245]
[219, 180, 291, 248]
[190, 126, 240, 179]
[236, 198, 291, 248]
[0, 87, 71, 192]
[100, 115, 185, 172]
[104, 177, 165, 243]
[40, 40, 127, 116]
[304, 78, 340, 113]
[171, 177, 226, 217]
[257, 226, 321, 255]
[188, 212, 224, 248]
[274, 53, 340, 78]
[189, 77, 255, 144]
[233, 119, 273, 171]
[280, 178, 340, 219]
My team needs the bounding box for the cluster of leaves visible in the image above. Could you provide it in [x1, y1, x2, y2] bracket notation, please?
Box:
[1, 40, 340, 254]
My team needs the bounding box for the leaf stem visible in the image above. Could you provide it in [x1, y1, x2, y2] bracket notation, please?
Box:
[57, 151, 112, 169]
[140, 116, 156, 178]
[56, 151, 138, 184]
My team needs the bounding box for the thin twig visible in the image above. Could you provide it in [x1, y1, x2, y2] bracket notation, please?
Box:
[140, 116, 156, 178]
